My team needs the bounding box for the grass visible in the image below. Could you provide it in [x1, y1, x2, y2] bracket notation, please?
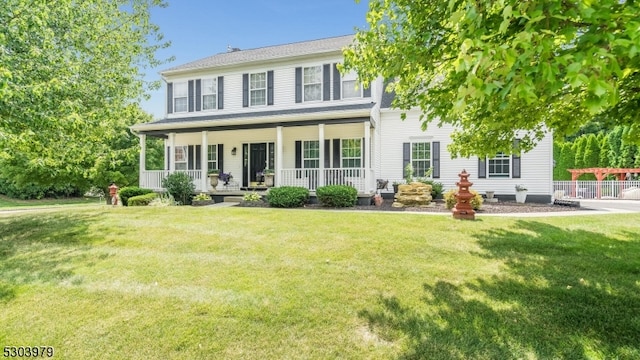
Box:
[0, 195, 101, 209]
[1, 207, 639, 359]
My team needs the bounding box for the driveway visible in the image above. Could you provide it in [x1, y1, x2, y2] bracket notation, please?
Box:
[578, 199, 640, 212]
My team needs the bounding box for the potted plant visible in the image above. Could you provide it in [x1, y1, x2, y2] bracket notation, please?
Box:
[208, 169, 220, 190]
[515, 184, 528, 203]
[192, 193, 215, 206]
[392, 180, 404, 194]
[220, 172, 233, 186]
[263, 168, 275, 187]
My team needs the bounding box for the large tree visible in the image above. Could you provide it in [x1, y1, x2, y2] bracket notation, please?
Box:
[0, 0, 169, 190]
[343, 0, 640, 157]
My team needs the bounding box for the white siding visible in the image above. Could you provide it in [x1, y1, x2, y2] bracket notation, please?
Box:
[378, 109, 553, 196]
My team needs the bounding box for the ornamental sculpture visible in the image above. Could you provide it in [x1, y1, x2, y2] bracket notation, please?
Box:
[452, 169, 475, 220]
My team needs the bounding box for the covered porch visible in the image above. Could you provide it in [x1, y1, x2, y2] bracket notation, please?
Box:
[136, 120, 376, 194]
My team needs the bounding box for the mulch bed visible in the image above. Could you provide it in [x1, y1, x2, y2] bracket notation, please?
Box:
[238, 199, 586, 214]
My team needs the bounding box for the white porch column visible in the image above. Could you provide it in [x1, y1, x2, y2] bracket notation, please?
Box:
[168, 132, 176, 173]
[364, 121, 372, 192]
[138, 133, 146, 187]
[201, 131, 208, 191]
[276, 126, 283, 187]
[318, 124, 325, 187]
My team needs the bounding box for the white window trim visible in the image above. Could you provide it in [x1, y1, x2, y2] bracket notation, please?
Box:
[303, 65, 322, 102]
[411, 142, 432, 178]
[207, 144, 218, 171]
[303, 140, 320, 169]
[341, 138, 362, 168]
[202, 78, 217, 111]
[341, 71, 362, 99]
[174, 145, 188, 170]
[488, 153, 511, 178]
[173, 82, 188, 113]
[249, 72, 267, 107]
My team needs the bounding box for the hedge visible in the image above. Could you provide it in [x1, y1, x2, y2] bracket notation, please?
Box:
[119, 186, 154, 206]
[128, 192, 158, 206]
[266, 186, 309, 208]
[315, 185, 357, 207]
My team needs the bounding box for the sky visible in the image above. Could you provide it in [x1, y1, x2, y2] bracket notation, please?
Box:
[141, 0, 370, 119]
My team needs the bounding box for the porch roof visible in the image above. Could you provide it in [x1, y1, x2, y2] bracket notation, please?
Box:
[131, 102, 375, 135]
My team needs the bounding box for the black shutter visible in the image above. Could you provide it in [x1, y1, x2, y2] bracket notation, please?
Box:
[217, 76, 224, 109]
[478, 158, 487, 178]
[362, 137, 366, 169]
[166, 146, 170, 169]
[217, 144, 224, 173]
[188, 145, 194, 170]
[267, 70, 274, 105]
[295, 67, 302, 103]
[195, 145, 201, 170]
[333, 139, 341, 168]
[324, 139, 331, 168]
[166, 82, 173, 114]
[188, 80, 194, 112]
[333, 63, 341, 100]
[512, 139, 521, 178]
[295, 141, 302, 178]
[242, 73, 249, 107]
[403, 143, 410, 178]
[432, 141, 440, 178]
[323, 64, 330, 101]
[363, 85, 371, 98]
[195, 79, 202, 111]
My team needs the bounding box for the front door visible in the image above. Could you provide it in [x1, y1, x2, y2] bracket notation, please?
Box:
[243, 143, 267, 187]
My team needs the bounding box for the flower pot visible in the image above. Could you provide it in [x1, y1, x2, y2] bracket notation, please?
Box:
[264, 174, 274, 187]
[515, 190, 527, 203]
[208, 174, 219, 190]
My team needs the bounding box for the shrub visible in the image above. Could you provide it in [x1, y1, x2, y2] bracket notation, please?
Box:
[193, 193, 211, 201]
[119, 186, 154, 206]
[128, 192, 158, 206]
[418, 179, 444, 199]
[316, 185, 357, 207]
[444, 189, 483, 210]
[149, 193, 175, 207]
[266, 186, 309, 208]
[162, 172, 195, 205]
[243, 192, 262, 202]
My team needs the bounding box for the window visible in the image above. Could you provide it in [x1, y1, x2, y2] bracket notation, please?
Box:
[173, 82, 188, 113]
[249, 73, 266, 106]
[488, 153, 510, 177]
[207, 145, 218, 171]
[303, 141, 319, 168]
[174, 146, 187, 170]
[341, 71, 361, 99]
[303, 66, 322, 101]
[412, 142, 431, 177]
[202, 78, 217, 110]
[341, 138, 361, 168]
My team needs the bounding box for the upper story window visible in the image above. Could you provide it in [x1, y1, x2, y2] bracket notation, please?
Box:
[173, 82, 188, 113]
[341, 71, 361, 99]
[250, 72, 267, 106]
[303, 66, 322, 102]
[488, 153, 510, 177]
[202, 78, 217, 111]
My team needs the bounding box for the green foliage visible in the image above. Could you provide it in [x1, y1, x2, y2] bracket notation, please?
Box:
[242, 192, 262, 202]
[162, 172, 196, 205]
[404, 163, 414, 183]
[119, 186, 153, 207]
[444, 189, 483, 210]
[266, 187, 309, 208]
[0, 178, 83, 200]
[128, 193, 158, 207]
[418, 179, 444, 199]
[192, 193, 211, 201]
[149, 193, 175, 207]
[344, 0, 640, 157]
[315, 185, 358, 208]
[0, 1, 169, 190]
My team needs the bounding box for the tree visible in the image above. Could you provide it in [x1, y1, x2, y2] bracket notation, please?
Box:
[0, 0, 170, 190]
[343, 0, 640, 158]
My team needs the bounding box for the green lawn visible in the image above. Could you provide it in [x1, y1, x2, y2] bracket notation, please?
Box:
[1, 207, 639, 359]
[0, 195, 100, 209]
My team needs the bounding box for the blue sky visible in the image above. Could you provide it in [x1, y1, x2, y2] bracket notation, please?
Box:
[141, 0, 370, 119]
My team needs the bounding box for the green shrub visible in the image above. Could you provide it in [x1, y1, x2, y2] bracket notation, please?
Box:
[266, 186, 309, 208]
[149, 193, 175, 207]
[316, 185, 357, 207]
[243, 192, 262, 202]
[119, 186, 154, 206]
[128, 192, 158, 206]
[193, 193, 211, 201]
[418, 179, 444, 199]
[162, 172, 195, 205]
[444, 189, 483, 210]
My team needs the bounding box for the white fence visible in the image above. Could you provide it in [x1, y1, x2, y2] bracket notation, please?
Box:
[553, 180, 640, 200]
[279, 168, 370, 192]
[140, 170, 205, 192]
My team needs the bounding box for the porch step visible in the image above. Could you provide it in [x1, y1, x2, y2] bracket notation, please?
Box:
[223, 196, 244, 203]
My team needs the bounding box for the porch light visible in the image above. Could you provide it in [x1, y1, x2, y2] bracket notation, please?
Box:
[231, 147, 237, 155]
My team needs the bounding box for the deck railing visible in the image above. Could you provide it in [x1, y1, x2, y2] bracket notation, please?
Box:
[553, 180, 640, 200]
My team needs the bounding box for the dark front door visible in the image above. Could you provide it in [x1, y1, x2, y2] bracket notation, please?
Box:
[243, 143, 267, 187]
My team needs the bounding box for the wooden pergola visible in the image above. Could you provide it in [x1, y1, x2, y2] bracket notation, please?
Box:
[568, 168, 640, 199]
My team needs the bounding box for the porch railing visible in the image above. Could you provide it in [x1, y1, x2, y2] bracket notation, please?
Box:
[553, 180, 640, 200]
[279, 168, 370, 193]
[140, 170, 205, 192]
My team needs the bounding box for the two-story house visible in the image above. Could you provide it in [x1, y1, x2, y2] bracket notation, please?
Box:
[131, 35, 554, 203]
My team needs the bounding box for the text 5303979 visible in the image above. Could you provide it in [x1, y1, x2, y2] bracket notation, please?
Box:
[3, 346, 54, 357]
